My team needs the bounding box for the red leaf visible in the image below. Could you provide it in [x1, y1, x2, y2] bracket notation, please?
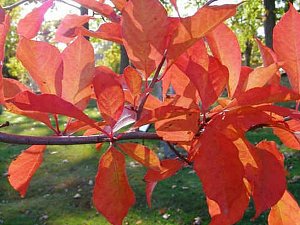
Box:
[242, 63, 280, 92]
[206, 23, 241, 97]
[273, 3, 300, 94]
[90, 22, 122, 44]
[93, 66, 124, 127]
[245, 142, 286, 218]
[178, 56, 228, 111]
[268, 190, 300, 225]
[155, 113, 200, 142]
[193, 128, 248, 224]
[17, 0, 53, 39]
[118, 143, 161, 170]
[123, 66, 142, 98]
[8, 145, 46, 197]
[110, 0, 127, 11]
[61, 35, 94, 106]
[273, 120, 300, 150]
[146, 181, 157, 208]
[55, 14, 91, 43]
[17, 38, 63, 95]
[73, 0, 119, 22]
[122, 0, 168, 78]
[167, 4, 239, 62]
[6, 91, 99, 130]
[256, 38, 278, 67]
[93, 146, 135, 225]
[233, 66, 253, 98]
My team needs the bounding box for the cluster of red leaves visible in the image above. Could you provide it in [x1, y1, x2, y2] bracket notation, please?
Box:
[0, 0, 300, 224]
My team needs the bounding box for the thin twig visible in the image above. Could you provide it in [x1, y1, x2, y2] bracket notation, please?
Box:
[57, 0, 81, 10]
[204, 0, 218, 6]
[136, 54, 166, 120]
[0, 131, 160, 145]
[3, 0, 30, 10]
[167, 142, 192, 165]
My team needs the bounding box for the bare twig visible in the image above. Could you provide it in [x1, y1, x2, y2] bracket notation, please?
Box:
[136, 54, 166, 120]
[0, 131, 160, 145]
[57, 0, 81, 10]
[167, 142, 192, 165]
[204, 0, 218, 6]
[3, 0, 30, 10]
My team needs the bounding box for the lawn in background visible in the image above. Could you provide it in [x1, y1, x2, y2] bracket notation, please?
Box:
[0, 106, 299, 225]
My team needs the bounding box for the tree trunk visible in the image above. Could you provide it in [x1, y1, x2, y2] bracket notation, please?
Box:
[244, 40, 253, 67]
[80, 6, 89, 41]
[263, 0, 276, 49]
[119, 45, 129, 74]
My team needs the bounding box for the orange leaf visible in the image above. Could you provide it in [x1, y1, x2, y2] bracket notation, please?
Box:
[268, 190, 300, 225]
[273, 3, 300, 94]
[8, 145, 46, 197]
[17, 38, 63, 95]
[122, 0, 168, 78]
[93, 146, 135, 225]
[206, 23, 241, 97]
[123, 66, 142, 98]
[167, 4, 239, 62]
[273, 120, 300, 150]
[89, 22, 122, 44]
[118, 143, 161, 170]
[17, 0, 53, 39]
[93, 66, 124, 127]
[55, 14, 91, 43]
[61, 35, 95, 106]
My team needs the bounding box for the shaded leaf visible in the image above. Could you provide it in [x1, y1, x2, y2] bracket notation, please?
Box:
[124, 66, 142, 98]
[93, 146, 135, 225]
[8, 145, 46, 197]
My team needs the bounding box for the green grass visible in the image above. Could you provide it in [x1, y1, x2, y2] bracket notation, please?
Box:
[0, 109, 299, 225]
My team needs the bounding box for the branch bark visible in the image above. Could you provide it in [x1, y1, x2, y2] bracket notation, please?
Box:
[0, 131, 160, 145]
[3, 0, 29, 10]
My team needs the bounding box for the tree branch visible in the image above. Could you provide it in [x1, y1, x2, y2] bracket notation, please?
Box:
[0, 131, 160, 145]
[167, 142, 192, 165]
[204, 0, 218, 6]
[3, 0, 30, 10]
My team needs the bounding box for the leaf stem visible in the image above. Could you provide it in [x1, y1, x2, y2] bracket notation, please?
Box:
[167, 142, 192, 165]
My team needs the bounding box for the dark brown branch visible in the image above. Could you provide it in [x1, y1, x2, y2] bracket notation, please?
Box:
[58, 0, 81, 10]
[3, 0, 30, 10]
[204, 0, 218, 6]
[167, 142, 192, 165]
[0, 121, 9, 129]
[0, 131, 160, 145]
[136, 54, 166, 120]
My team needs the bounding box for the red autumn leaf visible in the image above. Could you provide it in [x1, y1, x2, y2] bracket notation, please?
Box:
[8, 145, 46, 197]
[273, 3, 300, 94]
[61, 35, 94, 106]
[17, 38, 63, 95]
[93, 66, 124, 127]
[89, 22, 122, 44]
[178, 56, 228, 111]
[146, 181, 157, 208]
[243, 63, 280, 92]
[167, 4, 239, 62]
[93, 146, 135, 225]
[193, 128, 248, 223]
[123, 66, 142, 98]
[17, 0, 53, 39]
[110, 0, 127, 11]
[73, 0, 119, 22]
[0, 13, 9, 104]
[6, 91, 99, 130]
[233, 66, 254, 98]
[155, 113, 200, 142]
[55, 14, 91, 43]
[245, 142, 286, 218]
[268, 190, 300, 225]
[122, 0, 169, 78]
[206, 23, 241, 97]
[118, 143, 161, 170]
